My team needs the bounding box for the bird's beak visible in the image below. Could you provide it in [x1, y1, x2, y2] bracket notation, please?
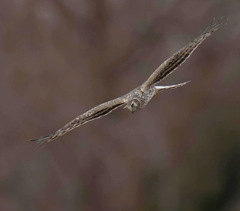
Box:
[130, 108, 134, 114]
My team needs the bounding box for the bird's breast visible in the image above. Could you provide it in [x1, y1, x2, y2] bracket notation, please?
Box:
[139, 87, 155, 108]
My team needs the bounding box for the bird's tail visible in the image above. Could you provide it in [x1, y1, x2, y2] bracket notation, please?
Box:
[154, 81, 191, 93]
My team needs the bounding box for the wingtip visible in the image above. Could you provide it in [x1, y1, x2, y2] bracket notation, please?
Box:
[29, 135, 52, 145]
[29, 138, 42, 143]
[201, 16, 228, 35]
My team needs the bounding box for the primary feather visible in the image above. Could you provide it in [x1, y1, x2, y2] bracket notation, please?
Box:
[141, 19, 223, 90]
[30, 19, 224, 144]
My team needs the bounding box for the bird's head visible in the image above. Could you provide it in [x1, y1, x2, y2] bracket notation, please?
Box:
[125, 99, 140, 114]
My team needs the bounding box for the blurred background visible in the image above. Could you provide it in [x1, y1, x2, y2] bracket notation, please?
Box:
[0, 0, 240, 210]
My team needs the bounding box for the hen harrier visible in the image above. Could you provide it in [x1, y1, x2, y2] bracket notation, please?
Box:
[31, 20, 222, 144]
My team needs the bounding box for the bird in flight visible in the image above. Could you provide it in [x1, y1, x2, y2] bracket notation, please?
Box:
[31, 20, 222, 144]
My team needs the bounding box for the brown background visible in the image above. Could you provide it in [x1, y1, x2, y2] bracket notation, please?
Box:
[0, 0, 240, 210]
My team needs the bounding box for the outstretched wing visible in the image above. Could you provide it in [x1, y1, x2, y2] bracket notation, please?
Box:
[30, 97, 126, 144]
[141, 20, 223, 90]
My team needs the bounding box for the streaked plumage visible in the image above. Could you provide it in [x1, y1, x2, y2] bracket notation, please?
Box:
[31, 20, 222, 144]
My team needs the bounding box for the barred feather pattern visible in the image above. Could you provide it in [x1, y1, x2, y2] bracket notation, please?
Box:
[30, 18, 224, 144]
[31, 98, 125, 144]
[141, 19, 223, 90]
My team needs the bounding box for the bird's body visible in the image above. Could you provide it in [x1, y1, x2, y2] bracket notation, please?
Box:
[31, 19, 223, 144]
[124, 86, 155, 110]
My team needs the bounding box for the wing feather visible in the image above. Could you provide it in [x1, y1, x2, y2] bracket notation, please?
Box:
[141, 20, 223, 90]
[30, 97, 126, 144]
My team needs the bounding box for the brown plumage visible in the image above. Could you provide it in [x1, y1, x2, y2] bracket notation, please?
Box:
[31, 19, 223, 144]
